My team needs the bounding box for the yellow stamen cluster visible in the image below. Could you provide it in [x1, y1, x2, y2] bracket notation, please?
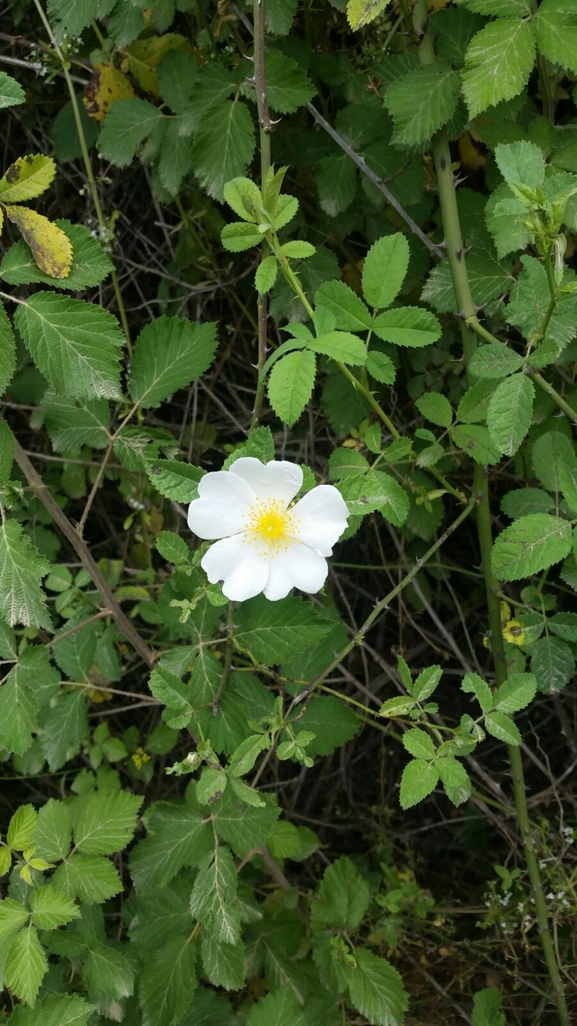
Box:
[245, 499, 299, 555]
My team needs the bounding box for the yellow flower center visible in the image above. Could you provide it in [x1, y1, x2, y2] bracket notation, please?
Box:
[245, 499, 298, 554]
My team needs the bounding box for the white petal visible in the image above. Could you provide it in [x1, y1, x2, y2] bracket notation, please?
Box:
[289, 485, 349, 556]
[201, 535, 270, 602]
[263, 541, 328, 601]
[188, 470, 254, 539]
[229, 458, 303, 505]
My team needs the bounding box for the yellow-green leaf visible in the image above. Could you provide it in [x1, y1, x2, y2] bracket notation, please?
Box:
[0, 154, 56, 202]
[4, 207, 72, 279]
[83, 61, 136, 122]
[347, 0, 392, 30]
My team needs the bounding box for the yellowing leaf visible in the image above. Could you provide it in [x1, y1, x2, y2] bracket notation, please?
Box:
[458, 130, 486, 170]
[347, 0, 392, 30]
[502, 620, 527, 646]
[4, 206, 72, 279]
[122, 34, 190, 94]
[0, 154, 56, 202]
[83, 62, 136, 122]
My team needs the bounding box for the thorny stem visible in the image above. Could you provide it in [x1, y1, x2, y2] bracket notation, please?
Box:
[414, 0, 570, 1016]
[212, 603, 235, 716]
[32, 0, 132, 350]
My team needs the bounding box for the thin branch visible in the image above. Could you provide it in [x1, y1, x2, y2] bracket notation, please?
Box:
[10, 433, 156, 670]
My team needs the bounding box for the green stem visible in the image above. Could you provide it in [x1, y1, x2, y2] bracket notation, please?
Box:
[33, 0, 132, 350]
[250, 0, 272, 429]
[414, 0, 569, 1012]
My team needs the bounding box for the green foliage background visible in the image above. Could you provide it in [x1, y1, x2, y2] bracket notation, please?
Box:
[0, 0, 576, 1023]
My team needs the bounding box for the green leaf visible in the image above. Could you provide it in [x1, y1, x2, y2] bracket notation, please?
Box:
[7, 994, 94, 1026]
[235, 597, 332, 665]
[0, 220, 113, 290]
[469, 343, 524, 379]
[548, 612, 577, 641]
[192, 101, 256, 202]
[494, 140, 545, 189]
[33, 799, 72, 862]
[255, 255, 278, 295]
[402, 728, 435, 761]
[73, 790, 142, 855]
[290, 694, 360, 756]
[450, 424, 502, 465]
[129, 877, 192, 953]
[52, 854, 122, 905]
[385, 64, 460, 146]
[130, 803, 211, 894]
[399, 759, 439, 809]
[472, 986, 506, 1026]
[456, 0, 531, 12]
[506, 256, 577, 349]
[0, 653, 44, 756]
[411, 665, 443, 702]
[311, 856, 369, 931]
[362, 234, 409, 310]
[0, 302, 16, 396]
[367, 351, 396, 384]
[348, 948, 408, 1026]
[223, 176, 262, 222]
[310, 331, 367, 365]
[372, 307, 442, 347]
[190, 846, 240, 943]
[83, 940, 135, 1000]
[281, 241, 315, 259]
[0, 520, 51, 629]
[0, 71, 25, 108]
[40, 691, 88, 771]
[315, 281, 372, 332]
[492, 673, 536, 713]
[491, 514, 572, 581]
[347, 0, 392, 30]
[484, 711, 521, 745]
[415, 393, 452, 428]
[485, 187, 532, 260]
[247, 986, 306, 1026]
[140, 935, 197, 1026]
[267, 350, 316, 426]
[98, 99, 163, 167]
[462, 20, 535, 118]
[228, 735, 269, 778]
[29, 885, 80, 930]
[200, 933, 245, 991]
[43, 392, 110, 453]
[8, 804, 38, 849]
[212, 789, 280, 856]
[156, 531, 190, 565]
[462, 679, 493, 724]
[14, 293, 123, 400]
[315, 155, 357, 217]
[265, 50, 316, 113]
[129, 317, 217, 408]
[0, 900, 29, 943]
[328, 449, 370, 479]
[266, 0, 298, 33]
[380, 695, 417, 720]
[531, 635, 575, 694]
[437, 757, 471, 806]
[487, 373, 534, 456]
[533, 0, 577, 75]
[5, 927, 48, 1005]
[457, 380, 496, 424]
[221, 221, 264, 252]
[531, 431, 575, 492]
[338, 470, 409, 526]
[146, 459, 204, 501]
[197, 768, 228, 805]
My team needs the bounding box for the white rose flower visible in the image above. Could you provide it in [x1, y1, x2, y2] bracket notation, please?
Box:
[187, 457, 349, 602]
